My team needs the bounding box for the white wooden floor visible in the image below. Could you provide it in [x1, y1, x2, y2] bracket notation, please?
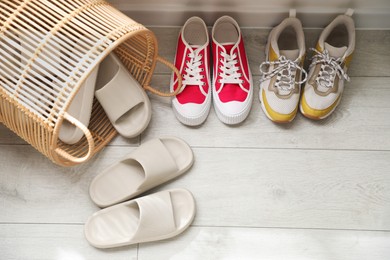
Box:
[1, 26, 390, 260]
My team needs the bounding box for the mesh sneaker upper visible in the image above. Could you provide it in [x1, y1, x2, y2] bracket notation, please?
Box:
[259, 14, 306, 121]
[301, 10, 355, 118]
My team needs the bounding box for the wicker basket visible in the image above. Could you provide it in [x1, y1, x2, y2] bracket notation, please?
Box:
[0, 0, 181, 166]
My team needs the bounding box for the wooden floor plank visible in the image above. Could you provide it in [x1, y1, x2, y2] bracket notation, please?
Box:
[0, 224, 137, 260]
[0, 145, 130, 224]
[139, 226, 390, 260]
[0, 124, 27, 145]
[1, 145, 390, 231]
[152, 147, 390, 230]
[141, 75, 390, 150]
[3, 224, 389, 260]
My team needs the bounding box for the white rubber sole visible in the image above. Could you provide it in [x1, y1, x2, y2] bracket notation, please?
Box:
[213, 82, 253, 125]
[213, 66, 254, 125]
[170, 74, 212, 126]
[172, 100, 212, 126]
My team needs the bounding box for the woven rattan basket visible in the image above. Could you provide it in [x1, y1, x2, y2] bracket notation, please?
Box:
[0, 0, 181, 166]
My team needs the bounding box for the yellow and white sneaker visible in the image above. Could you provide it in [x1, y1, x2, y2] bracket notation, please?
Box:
[259, 10, 307, 123]
[300, 9, 355, 120]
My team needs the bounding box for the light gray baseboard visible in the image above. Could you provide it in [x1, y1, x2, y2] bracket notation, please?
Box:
[117, 8, 390, 29]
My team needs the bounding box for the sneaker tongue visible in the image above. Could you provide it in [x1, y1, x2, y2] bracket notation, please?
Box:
[189, 45, 201, 51]
[324, 42, 347, 58]
[221, 43, 235, 54]
[279, 49, 299, 60]
[278, 88, 292, 96]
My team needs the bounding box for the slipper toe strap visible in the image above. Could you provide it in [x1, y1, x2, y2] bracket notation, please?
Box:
[131, 191, 176, 241]
[95, 67, 145, 124]
[129, 138, 179, 190]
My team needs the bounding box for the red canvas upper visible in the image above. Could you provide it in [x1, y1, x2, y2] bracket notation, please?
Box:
[172, 33, 210, 105]
[212, 36, 251, 103]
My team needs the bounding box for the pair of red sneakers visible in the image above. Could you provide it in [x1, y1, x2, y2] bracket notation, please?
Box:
[170, 16, 253, 126]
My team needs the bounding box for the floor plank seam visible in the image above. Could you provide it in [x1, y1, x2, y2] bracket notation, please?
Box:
[1, 143, 389, 153]
[185, 146, 390, 153]
[0, 222, 85, 226]
[2, 222, 390, 233]
[189, 224, 390, 233]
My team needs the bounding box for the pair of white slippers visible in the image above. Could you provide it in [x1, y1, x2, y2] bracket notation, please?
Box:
[59, 53, 151, 144]
[85, 137, 196, 248]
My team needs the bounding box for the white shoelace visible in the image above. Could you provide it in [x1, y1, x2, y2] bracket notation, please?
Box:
[260, 56, 307, 92]
[309, 48, 350, 89]
[180, 49, 207, 95]
[217, 50, 247, 93]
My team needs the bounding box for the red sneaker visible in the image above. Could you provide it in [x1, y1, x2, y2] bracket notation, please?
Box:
[211, 16, 253, 125]
[171, 17, 212, 126]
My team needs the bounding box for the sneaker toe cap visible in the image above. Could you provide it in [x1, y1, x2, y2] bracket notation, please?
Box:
[217, 100, 251, 116]
[173, 100, 209, 118]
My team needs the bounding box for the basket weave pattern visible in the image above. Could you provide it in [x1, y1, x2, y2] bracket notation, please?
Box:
[0, 0, 178, 166]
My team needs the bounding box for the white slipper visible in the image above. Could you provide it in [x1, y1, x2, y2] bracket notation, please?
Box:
[59, 66, 99, 144]
[89, 137, 194, 208]
[94, 53, 151, 138]
[58, 38, 99, 144]
[85, 189, 196, 248]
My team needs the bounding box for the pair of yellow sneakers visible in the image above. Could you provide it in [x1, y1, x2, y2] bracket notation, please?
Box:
[260, 9, 355, 123]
